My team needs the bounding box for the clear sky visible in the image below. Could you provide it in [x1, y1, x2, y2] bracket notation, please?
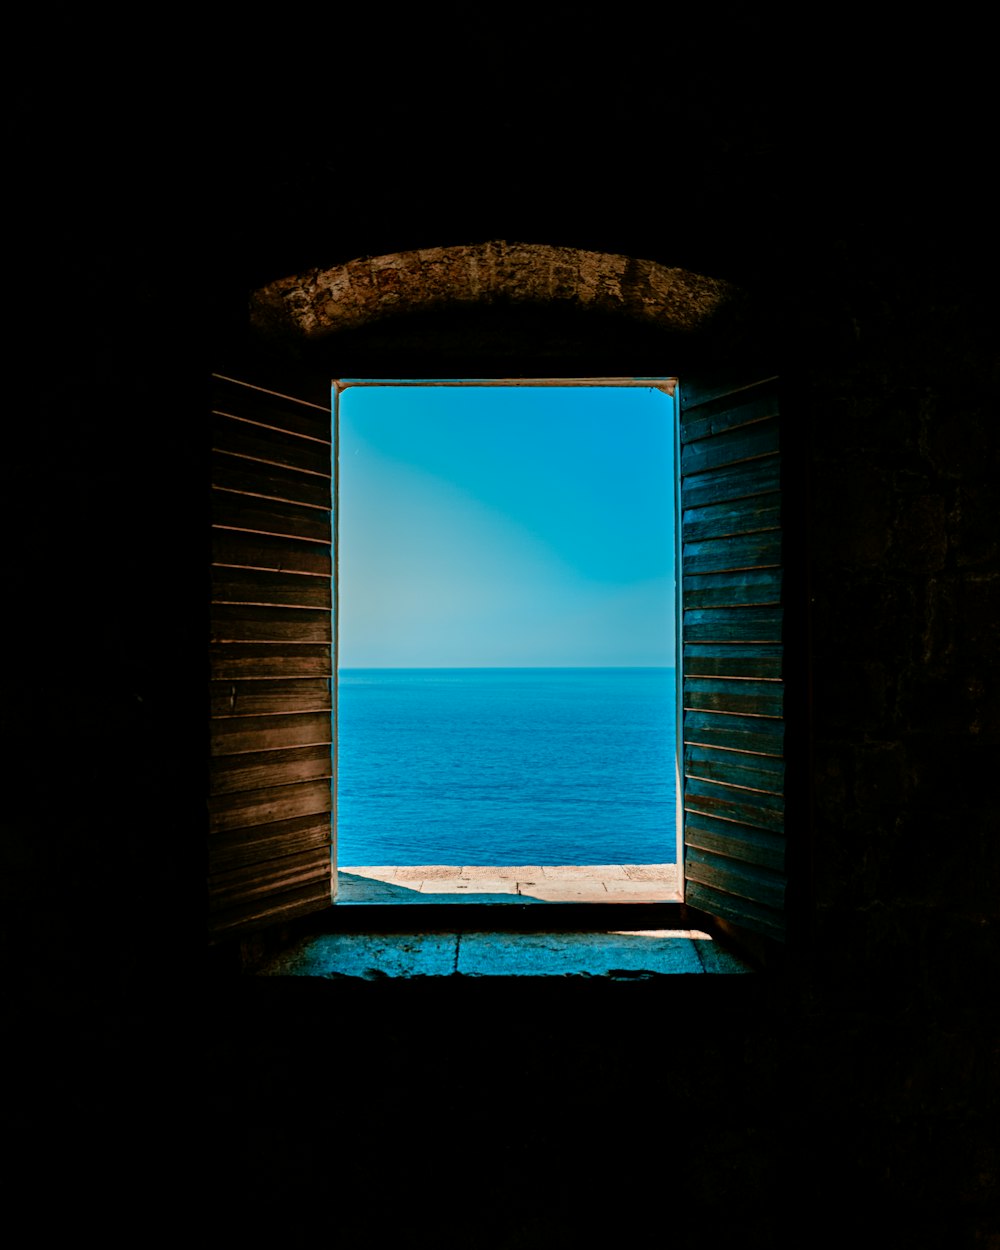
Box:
[337, 384, 675, 667]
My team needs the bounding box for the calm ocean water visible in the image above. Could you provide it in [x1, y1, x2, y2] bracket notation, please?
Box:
[336, 668, 677, 866]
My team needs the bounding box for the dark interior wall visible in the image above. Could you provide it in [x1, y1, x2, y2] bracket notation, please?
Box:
[6, 12, 997, 1244]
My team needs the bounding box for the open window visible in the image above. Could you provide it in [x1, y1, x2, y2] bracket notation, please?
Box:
[208, 369, 790, 953]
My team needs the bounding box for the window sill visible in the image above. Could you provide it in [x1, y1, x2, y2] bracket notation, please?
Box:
[256, 927, 752, 979]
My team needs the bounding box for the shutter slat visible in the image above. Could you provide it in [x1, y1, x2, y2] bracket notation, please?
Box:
[685, 776, 784, 833]
[209, 643, 332, 680]
[685, 881, 786, 941]
[683, 532, 782, 575]
[212, 531, 332, 578]
[684, 811, 786, 873]
[683, 709, 785, 755]
[212, 412, 331, 476]
[211, 604, 331, 644]
[684, 745, 785, 794]
[679, 385, 778, 443]
[208, 777, 333, 834]
[684, 677, 784, 718]
[682, 493, 781, 542]
[212, 453, 332, 510]
[680, 455, 780, 509]
[681, 377, 787, 943]
[683, 644, 783, 679]
[683, 568, 782, 608]
[211, 568, 332, 610]
[208, 812, 332, 875]
[211, 711, 331, 756]
[209, 374, 333, 942]
[683, 606, 783, 642]
[211, 745, 332, 796]
[210, 678, 331, 717]
[680, 418, 779, 475]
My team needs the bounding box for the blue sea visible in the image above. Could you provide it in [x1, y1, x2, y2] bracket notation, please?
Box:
[336, 667, 677, 866]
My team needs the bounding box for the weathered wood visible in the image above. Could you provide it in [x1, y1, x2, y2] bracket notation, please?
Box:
[212, 376, 331, 441]
[209, 643, 332, 680]
[683, 709, 785, 755]
[685, 847, 786, 911]
[682, 494, 781, 542]
[210, 711, 332, 756]
[209, 374, 334, 944]
[208, 778, 332, 833]
[685, 880, 786, 941]
[208, 812, 331, 875]
[684, 810, 786, 873]
[212, 531, 332, 578]
[680, 391, 778, 444]
[208, 878, 333, 939]
[683, 643, 783, 680]
[212, 492, 331, 544]
[681, 455, 780, 510]
[683, 532, 782, 575]
[212, 452, 332, 511]
[683, 677, 784, 718]
[682, 606, 783, 643]
[211, 604, 331, 644]
[210, 744, 332, 796]
[680, 375, 778, 421]
[210, 677, 332, 717]
[209, 846, 332, 909]
[685, 776, 784, 833]
[680, 418, 779, 475]
[211, 568, 332, 610]
[212, 412, 331, 476]
[683, 567, 782, 609]
[684, 744, 785, 794]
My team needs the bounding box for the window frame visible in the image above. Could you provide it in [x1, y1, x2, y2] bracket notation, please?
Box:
[209, 369, 791, 964]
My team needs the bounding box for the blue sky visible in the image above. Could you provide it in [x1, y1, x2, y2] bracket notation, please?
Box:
[337, 384, 676, 667]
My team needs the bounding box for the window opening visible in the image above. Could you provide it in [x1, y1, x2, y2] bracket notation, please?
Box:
[333, 379, 682, 905]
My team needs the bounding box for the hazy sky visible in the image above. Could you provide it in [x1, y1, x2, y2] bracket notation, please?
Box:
[337, 384, 676, 667]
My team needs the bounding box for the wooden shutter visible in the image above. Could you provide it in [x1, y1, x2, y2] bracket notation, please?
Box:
[679, 376, 787, 941]
[208, 374, 334, 940]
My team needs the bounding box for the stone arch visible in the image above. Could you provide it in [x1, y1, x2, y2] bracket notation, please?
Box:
[250, 241, 743, 343]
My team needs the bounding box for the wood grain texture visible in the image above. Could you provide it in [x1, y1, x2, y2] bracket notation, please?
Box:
[680, 384, 777, 442]
[212, 531, 332, 578]
[681, 494, 781, 542]
[680, 418, 779, 475]
[210, 604, 332, 644]
[684, 775, 784, 833]
[683, 676, 784, 718]
[212, 493, 331, 543]
[685, 880, 786, 941]
[208, 778, 333, 833]
[212, 412, 331, 476]
[682, 606, 783, 643]
[683, 709, 785, 755]
[685, 845, 786, 911]
[684, 744, 785, 794]
[210, 744, 332, 796]
[683, 567, 782, 609]
[209, 643, 332, 680]
[683, 643, 783, 679]
[210, 678, 332, 717]
[212, 452, 331, 510]
[680, 454, 780, 510]
[683, 532, 782, 575]
[211, 568, 332, 609]
[684, 810, 786, 873]
[210, 711, 332, 756]
[209, 374, 334, 943]
[208, 812, 332, 875]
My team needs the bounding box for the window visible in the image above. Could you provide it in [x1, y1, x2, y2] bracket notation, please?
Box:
[209, 370, 788, 952]
[334, 379, 681, 904]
